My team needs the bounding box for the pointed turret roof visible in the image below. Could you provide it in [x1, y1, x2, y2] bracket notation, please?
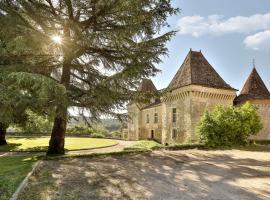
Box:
[138, 79, 157, 92]
[235, 67, 270, 103]
[168, 50, 235, 90]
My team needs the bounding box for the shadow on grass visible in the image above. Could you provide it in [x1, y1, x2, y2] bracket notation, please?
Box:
[0, 143, 48, 152]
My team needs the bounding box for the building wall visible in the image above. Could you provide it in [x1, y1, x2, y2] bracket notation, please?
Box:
[239, 99, 270, 140]
[140, 105, 163, 143]
[162, 85, 236, 144]
[127, 104, 141, 140]
[127, 85, 236, 144]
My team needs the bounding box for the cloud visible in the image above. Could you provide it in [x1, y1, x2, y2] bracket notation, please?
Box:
[177, 13, 270, 37]
[244, 30, 270, 50]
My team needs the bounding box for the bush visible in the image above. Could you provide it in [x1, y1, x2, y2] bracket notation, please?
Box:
[66, 125, 95, 135]
[91, 133, 105, 138]
[198, 103, 263, 148]
[111, 131, 122, 139]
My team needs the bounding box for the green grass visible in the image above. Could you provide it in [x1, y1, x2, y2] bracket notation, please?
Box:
[0, 137, 118, 152]
[124, 140, 163, 151]
[0, 156, 37, 200]
[234, 144, 270, 152]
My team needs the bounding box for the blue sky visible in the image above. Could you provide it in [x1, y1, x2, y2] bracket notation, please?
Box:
[153, 0, 270, 92]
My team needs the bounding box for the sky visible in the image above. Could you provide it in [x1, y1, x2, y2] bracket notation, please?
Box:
[153, 0, 270, 92]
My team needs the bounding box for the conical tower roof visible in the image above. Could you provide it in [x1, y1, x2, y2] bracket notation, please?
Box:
[138, 79, 157, 92]
[168, 50, 235, 90]
[235, 67, 270, 103]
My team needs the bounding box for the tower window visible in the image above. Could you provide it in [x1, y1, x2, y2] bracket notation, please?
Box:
[154, 113, 158, 123]
[172, 129, 177, 139]
[146, 114, 150, 124]
[172, 108, 177, 122]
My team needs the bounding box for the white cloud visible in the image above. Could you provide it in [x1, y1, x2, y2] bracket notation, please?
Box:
[244, 30, 270, 50]
[177, 13, 270, 37]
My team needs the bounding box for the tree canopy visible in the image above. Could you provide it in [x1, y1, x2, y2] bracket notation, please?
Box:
[0, 0, 178, 154]
[198, 103, 263, 147]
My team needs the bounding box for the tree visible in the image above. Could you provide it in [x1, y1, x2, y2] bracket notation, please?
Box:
[0, 1, 178, 154]
[198, 103, 263, 147]
[0, 72, 27, 145]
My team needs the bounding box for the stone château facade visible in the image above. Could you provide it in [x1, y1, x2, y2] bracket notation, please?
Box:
[127, 49, 270, 144]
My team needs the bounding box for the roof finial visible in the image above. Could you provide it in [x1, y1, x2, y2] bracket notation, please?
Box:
[252, 58, 256, 68]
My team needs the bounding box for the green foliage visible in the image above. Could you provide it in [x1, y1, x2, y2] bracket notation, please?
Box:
[91, 133, 105, 138]
[66, 124, 109, 138]
[198, 103, 263, 147]
[0, 0, 178, 121]
[111, 131, 122, 139]
[66, 125, 96, 135]
[20, 110, 53, 133]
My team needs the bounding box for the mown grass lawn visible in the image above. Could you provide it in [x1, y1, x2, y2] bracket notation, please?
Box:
[0, 137, 118, 152]
[0, 156, 37, 200]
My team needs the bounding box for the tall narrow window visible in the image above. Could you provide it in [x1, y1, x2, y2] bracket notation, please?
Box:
[172, 129, 177, 139]
[154, 113, 158, 123]
[172, 108, 177, 122]
[146, 114, 150, 124]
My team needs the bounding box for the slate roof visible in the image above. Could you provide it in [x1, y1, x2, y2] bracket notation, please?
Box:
[168, 50, 235, 91]
[234, 67, 270, 103]
[138, 79, 157, 92]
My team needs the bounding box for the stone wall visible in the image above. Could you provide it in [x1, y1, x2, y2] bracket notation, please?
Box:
[127, 104, 141, 140]
[162, 85, 236, 144]
[140, 105, 163, 142]
[244, 99, 270, 140]
[127, 85, 236, 144]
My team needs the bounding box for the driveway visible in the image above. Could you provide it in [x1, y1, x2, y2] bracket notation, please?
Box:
[17, 150, 270, 200]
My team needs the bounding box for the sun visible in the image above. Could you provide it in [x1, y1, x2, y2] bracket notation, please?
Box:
[51, 35, 62, 44]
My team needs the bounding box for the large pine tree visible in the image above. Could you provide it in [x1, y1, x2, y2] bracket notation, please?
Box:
[0, 0, 178, 155]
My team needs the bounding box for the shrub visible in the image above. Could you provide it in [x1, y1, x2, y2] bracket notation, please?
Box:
[66, 125, 95, 135]
[198, 103, 262, 147]
[111, 131, 122, 139]
[91, 133, 105, 138]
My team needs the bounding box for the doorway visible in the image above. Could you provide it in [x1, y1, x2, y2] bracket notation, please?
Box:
[151, 130, 154, 139]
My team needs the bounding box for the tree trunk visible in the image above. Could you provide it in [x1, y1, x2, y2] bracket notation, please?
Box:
[47, 105, 68, 155]
[0, 123, 7, 145]
[47, 25, 72, 155]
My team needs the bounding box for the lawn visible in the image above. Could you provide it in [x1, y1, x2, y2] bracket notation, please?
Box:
[0, 137, 118, 152]
[0, 156, 37, 200]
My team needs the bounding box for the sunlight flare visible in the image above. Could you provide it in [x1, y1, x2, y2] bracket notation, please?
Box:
[51, 35, 62, 44]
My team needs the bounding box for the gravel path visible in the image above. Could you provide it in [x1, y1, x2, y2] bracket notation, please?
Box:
[17, 150, 270, 200]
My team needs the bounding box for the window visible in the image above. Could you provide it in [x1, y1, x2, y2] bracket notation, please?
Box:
[154, 113, 158, 123]
[146, 114, 150, 124]
[172, 129, 177, 139]
[172, 108, 177, 122]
